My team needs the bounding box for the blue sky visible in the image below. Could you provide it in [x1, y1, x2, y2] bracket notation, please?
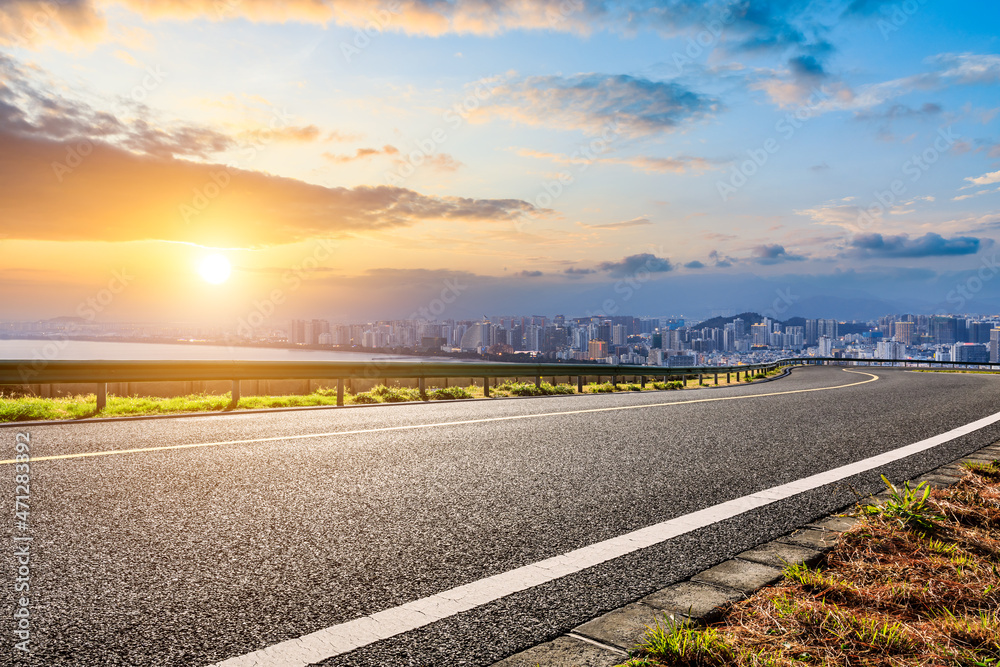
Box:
[1, 0, 999, 324]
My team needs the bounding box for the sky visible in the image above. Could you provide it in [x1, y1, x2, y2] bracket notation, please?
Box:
[1, 0, 999, 326]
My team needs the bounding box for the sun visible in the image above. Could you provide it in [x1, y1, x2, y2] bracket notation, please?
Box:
[198, 254, 231, 284]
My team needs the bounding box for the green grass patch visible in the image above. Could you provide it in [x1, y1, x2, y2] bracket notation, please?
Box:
[493, 381, 575, 397]
[429, 386, 474, 400]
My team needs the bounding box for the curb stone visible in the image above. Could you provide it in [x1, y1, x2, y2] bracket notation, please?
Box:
[490, 442, 1000, 667]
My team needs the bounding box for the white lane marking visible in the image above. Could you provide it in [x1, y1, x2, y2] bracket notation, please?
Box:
[212, 373, 997, 667]
[0, 369, 877, 466]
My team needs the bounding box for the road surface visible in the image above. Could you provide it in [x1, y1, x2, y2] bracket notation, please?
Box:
[3, 366, 1000, 666]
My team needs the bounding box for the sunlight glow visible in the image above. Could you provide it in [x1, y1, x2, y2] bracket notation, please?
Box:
[198, 254, 231, 284]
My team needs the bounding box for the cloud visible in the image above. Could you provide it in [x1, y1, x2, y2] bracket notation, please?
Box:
[480, 73, 717, 137]
[516, 147, 720, 174]
[963, 169, 1000, 187]
[751, 244, 806, 265]
[597, 253, 673, 277]
[324, 145, 401, 163]
[564, 267, 597, 276]
[324, 145, 462, 171]
[796, 202, 873, 230]
[259, 124, 324, 143]
[518, 270, 544, 278]
[822, 53, 1000, 114]
[0, 129, 541, 247]
[953, 188, 999, 202]
[577, 216, 652, 230]
[0, 0, 105, 47]
[0, 54, 235, 160]
[753, 53, 833, 107]
[684, 260, 705, 269]
[708, 250, 736, 268]
[0, 0, 838, 51]
[848, 233, 984, 258]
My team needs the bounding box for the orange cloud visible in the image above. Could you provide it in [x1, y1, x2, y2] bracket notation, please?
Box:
[0, 130, 539, 247]
[323, 144, 462, 171]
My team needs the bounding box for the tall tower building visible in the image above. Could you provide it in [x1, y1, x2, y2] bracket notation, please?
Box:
[894, 321, 914, 346]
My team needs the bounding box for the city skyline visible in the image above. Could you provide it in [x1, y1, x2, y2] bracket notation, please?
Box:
[6, 309, 1000, 367]
[1, 3, 1000, 324]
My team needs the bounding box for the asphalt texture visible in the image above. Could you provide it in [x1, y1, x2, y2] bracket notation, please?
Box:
[3, 366, 1000, 666]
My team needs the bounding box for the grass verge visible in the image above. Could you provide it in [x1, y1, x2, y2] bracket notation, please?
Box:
[618, 460, 1000, 667]
[0, 366, 787, 422]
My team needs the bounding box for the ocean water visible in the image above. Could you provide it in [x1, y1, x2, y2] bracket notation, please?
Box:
[0, 339, 452, 363]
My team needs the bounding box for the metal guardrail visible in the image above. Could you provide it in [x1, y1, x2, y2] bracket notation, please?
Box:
[0, 356, 996, 411]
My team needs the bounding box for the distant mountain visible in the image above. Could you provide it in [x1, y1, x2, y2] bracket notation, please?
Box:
[693, 311, 765, 330]
[784, 295, 899, 321]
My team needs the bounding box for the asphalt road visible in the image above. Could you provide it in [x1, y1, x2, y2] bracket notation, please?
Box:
[3, 366, 1000, 667]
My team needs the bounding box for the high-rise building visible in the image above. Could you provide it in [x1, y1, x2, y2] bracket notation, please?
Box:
[817, 319, 838, 340]
[818, 336, 834, 356]
[732, 317, 745, 339]
[952, 343, 989, 363]
[894, 321, 914, 346]
[933, 317, 957, 345]
[751, 323, 769, 346]
[289, 319, 306, 344]
[990, 328, 1000, 363]
[588, 339, 607, 360]
[612, 324, 627, 346]
[876, 340, 904, 360]
[805, 319, 818, 345]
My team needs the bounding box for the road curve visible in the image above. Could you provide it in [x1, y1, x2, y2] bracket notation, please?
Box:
[3, 366, 1000, 666]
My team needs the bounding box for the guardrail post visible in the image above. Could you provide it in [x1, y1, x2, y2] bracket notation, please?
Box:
[640, 375, 646, 388]
[611, 374, 617, 387]
[698, 373, 703, 385]
[419, 377, 427, 401]
[230, 379, 240, 407]
[726, 371, 731, 383]
[337, 379, 344, 406]
[577, 376, 583, 393]
[714, 372, 718, 385]
[736, 370, 741, 382]
[483, 377, 490, 398]
[96, 383, 107, 411]
[535, 375, 541, 389]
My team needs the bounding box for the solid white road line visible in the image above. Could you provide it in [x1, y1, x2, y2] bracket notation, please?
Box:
[0, 369, 878, 465]
[212, 376, 1000, 667]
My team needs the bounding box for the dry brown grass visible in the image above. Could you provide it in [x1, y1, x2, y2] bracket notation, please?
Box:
[620, 459, 1000, 667]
